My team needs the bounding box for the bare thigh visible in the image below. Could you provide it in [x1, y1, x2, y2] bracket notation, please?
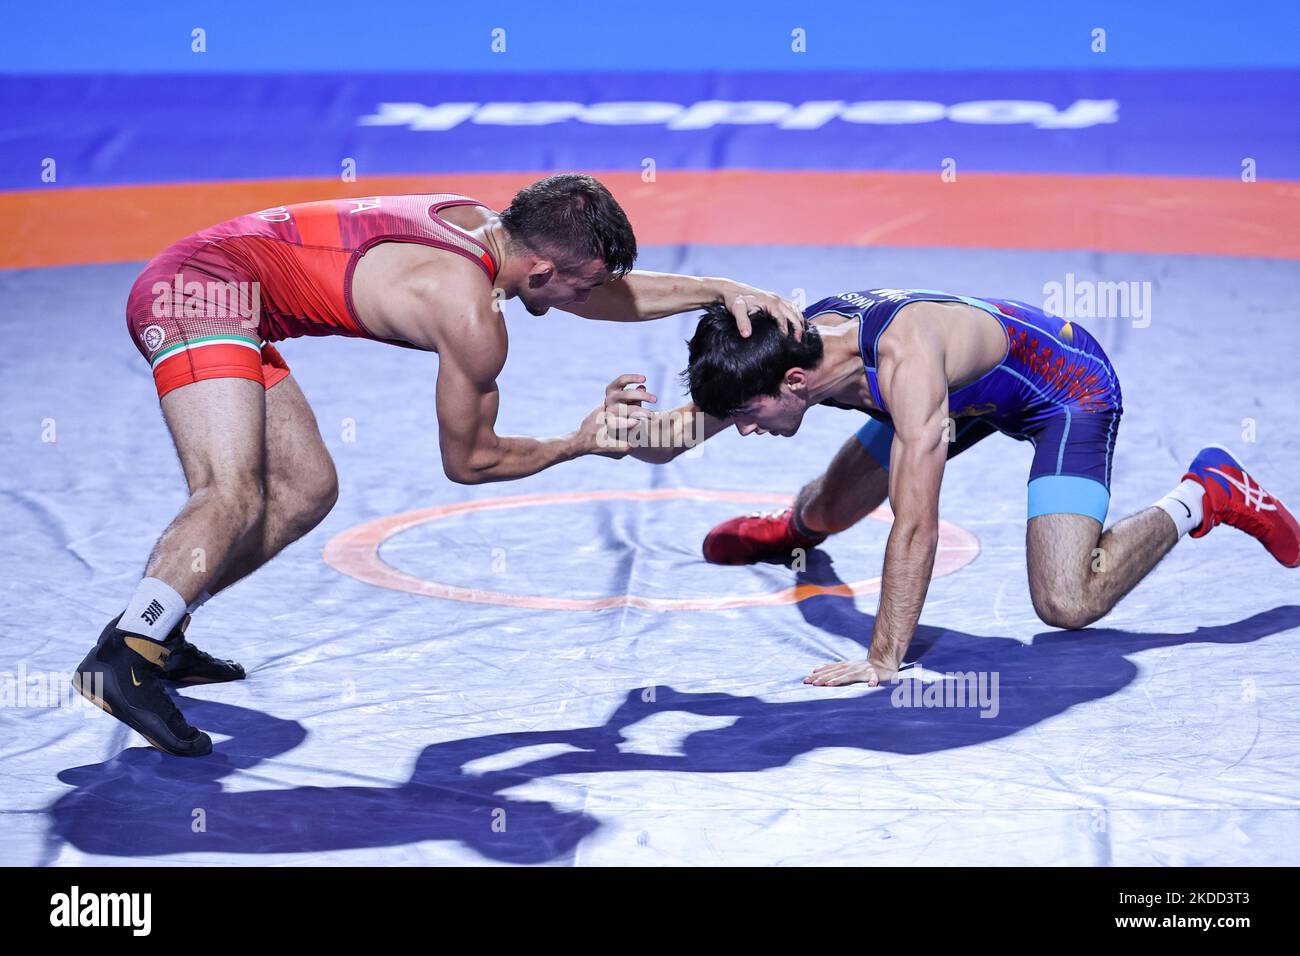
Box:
[262, 375, 338, 529]
[798, 434, 890, 533]
[145, 377, 267, 596]
[206, 375, 339, 593]
[162, 377, 267, 493]
[1025, 512, 1103, 627]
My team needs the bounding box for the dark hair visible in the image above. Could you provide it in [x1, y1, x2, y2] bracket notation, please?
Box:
[499, 174, 637, 276]
[682, 303, 823, 419]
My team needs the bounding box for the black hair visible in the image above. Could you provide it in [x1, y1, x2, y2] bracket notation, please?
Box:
[499, 173, 637, 277]
[682, 303, 823, 419]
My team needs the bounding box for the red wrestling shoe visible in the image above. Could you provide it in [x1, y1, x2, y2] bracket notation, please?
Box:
[1184, 445, 1300, 568]
[702, 507, 827, 565]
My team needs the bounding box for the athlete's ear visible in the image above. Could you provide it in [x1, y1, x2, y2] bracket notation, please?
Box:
[784, 368, 809, 393]
[526, 260, 555, 289]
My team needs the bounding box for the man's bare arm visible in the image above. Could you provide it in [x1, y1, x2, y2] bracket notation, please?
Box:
[427, 297, 641, 484]
[560, 270, 805, 338]
[806, 322, 949, 687]
[620, 400, 730, 465]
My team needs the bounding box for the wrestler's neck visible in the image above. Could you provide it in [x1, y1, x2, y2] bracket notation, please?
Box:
[474, 220, 532, 297]
[804, 319, 878, 410]
[476, 220, 511, 277]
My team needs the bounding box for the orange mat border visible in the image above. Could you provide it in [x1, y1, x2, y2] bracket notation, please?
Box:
[3, 170, 1297, 269]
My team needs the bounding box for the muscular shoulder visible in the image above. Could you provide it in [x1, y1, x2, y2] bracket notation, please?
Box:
[392, 253, 501, 353]
[878, 301, 946, 361]
[416, 267, 507, 384]
[448, 307, 508, 385]
[403, 249, 495, 313]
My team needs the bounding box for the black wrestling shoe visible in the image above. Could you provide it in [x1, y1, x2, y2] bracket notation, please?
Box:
[73, 616, 213, 757]
[161, 613, 246, 684]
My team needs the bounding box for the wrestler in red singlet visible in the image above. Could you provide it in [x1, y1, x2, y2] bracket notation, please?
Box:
[85, 175, 808, 758]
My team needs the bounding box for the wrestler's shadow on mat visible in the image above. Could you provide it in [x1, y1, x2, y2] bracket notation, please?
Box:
[49, 552, 1300, 864]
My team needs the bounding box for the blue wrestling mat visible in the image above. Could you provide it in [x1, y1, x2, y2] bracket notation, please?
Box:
[2, 1, 1299, 870]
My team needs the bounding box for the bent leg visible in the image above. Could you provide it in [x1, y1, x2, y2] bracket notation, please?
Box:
[143, 377, 268, 605]
[207, 375, 339, 596]
[1027, 508, 1178, 629]
[796, 430, 890, 535]
[1020, 390, 1180, 627]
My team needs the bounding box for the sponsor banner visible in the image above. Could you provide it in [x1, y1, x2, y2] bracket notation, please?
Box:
[3, 70, 1298, 188]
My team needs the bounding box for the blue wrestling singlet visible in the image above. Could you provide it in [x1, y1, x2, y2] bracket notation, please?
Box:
[806, 288, 1124, 525]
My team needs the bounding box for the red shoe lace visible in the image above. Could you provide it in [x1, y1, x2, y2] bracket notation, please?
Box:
[1223, 498, 1274, 540]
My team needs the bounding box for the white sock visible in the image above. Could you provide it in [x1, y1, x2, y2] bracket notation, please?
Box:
[120, 577, 187, 641]
[1155, 479, 1205, 538]
[186, 590, 213, 614]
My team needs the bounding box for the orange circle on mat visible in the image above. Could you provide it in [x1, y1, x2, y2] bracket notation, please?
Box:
[323, 488, 980, 612]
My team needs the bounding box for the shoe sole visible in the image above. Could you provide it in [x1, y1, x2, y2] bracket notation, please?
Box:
[72, 684, 172, 755]
[162, 670, 245, 685]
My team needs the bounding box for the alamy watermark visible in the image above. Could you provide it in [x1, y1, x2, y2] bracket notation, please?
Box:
[50, 886, 151, 936]
[1042, 273, 1151, 328]
[598, 408, 707, 449]
[1, 664, 106, 716]
[890, 663, 1000, 718]
[151, 275, 262, 328]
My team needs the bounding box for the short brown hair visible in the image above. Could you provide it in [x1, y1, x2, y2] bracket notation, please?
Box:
[500, 174, 637, 276]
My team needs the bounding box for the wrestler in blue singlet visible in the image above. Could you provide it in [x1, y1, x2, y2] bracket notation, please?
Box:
[806, 288, 1123, 525]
